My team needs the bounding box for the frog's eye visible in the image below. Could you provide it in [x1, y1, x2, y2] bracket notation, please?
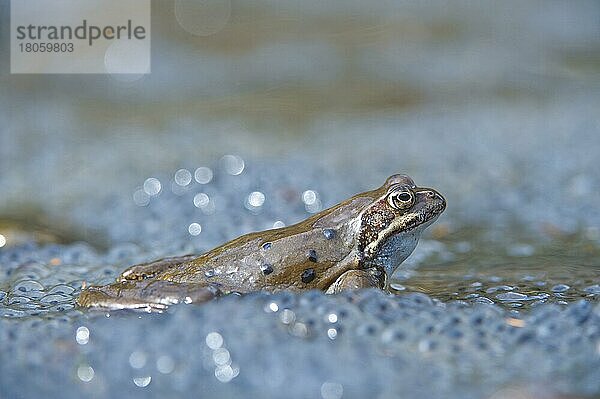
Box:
[387, 190, 415, 210]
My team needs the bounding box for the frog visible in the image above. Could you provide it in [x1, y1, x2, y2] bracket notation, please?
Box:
[77, 174, 445, 311]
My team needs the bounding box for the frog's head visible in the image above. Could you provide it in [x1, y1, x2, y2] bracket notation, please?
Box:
[358, 174, 446, 275]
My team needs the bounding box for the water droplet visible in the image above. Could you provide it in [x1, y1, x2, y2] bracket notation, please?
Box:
[0, 234, 6, 248]
[246, 191, 265, 208]
[77, 365, 94, 382]
[75, 326, 89, 345]
[194, 167, 213, 184]
[188, 223, 202, 236]
[206, 332, 224, 349]
[212, 348, 231, 366]
[193, 192, 210, 208]
[143, 178, 161, 196]
[174, 169, 192, 186]
[221, 155, 245, 175]
[302, 190, 318, 205]
[266, 302, 279, 312]
[214, 364, 235, 382]
[133, 376, 151, 387]
[272, 221, 285, 229]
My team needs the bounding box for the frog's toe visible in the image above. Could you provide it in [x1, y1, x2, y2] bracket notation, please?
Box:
[140, 280, 222, 305]
[77, 280, 221, 312]
[77, 283, 168, 312]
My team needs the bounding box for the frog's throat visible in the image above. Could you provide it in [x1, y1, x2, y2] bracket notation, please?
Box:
[362, 208, 439, 262]
[365, 215, 439, 278]
[371, 215, 439, 277]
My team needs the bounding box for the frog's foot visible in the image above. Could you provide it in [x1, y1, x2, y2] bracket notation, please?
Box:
[325, 268, 386, 294]
[118, 255, 196, 282]
[77, 279, 221, 312]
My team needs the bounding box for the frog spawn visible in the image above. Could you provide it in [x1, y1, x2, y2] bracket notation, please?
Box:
[1, 160, 598, 317]
[3, 290, 598, 399]
[0, 160, 599, 399]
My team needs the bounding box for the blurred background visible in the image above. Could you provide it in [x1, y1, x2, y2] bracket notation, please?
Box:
[1, 0, 600, 237]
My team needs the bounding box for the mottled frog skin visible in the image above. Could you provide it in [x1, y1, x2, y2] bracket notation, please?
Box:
[77, 174, 445, 311]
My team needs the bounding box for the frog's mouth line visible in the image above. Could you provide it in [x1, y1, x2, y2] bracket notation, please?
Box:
[402, 202, 445, 233]
[362, 201, 444, 261]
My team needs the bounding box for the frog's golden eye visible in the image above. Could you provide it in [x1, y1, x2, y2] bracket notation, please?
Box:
[387, 190, 415, 210]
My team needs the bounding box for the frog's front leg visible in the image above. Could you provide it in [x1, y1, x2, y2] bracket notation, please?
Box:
[325, 267, 386, 294]
[77, 279, 221, 312]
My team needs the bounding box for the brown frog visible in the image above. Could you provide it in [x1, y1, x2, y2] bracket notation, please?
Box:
[77, 174, 445, 311]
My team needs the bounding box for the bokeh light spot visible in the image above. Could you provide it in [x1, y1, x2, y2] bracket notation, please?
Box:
[206, 332, 224, 349]
[221, 155, 245, 175]
[174, 169, 192, 186]
[143, 178, 162, 196]
[133, 376, 151, 387]
[75, 326, 89, 345]
[188, 223, 202, 236]
[194, 167, 213, 184]
[77, 365, 95, 382]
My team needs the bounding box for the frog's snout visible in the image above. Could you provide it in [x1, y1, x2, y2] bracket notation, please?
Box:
[421, 188, 446, 213]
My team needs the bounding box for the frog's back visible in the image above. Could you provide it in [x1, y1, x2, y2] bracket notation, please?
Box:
[156, 213, 361, 292]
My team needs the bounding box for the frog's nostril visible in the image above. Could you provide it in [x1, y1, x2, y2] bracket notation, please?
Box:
[425, 190, 446, 208]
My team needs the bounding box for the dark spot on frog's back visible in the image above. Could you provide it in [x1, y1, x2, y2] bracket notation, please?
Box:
[262, 242, 272, 250]
[307, 250, 318, 262]
[323, 229, 336, 240]
[261, 263, 274, 275]
[204, 269, 218, 278]
[301, 268, 316, 283]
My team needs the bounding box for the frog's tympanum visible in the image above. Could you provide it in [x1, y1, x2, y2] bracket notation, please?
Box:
[77, 174, 445, 311]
